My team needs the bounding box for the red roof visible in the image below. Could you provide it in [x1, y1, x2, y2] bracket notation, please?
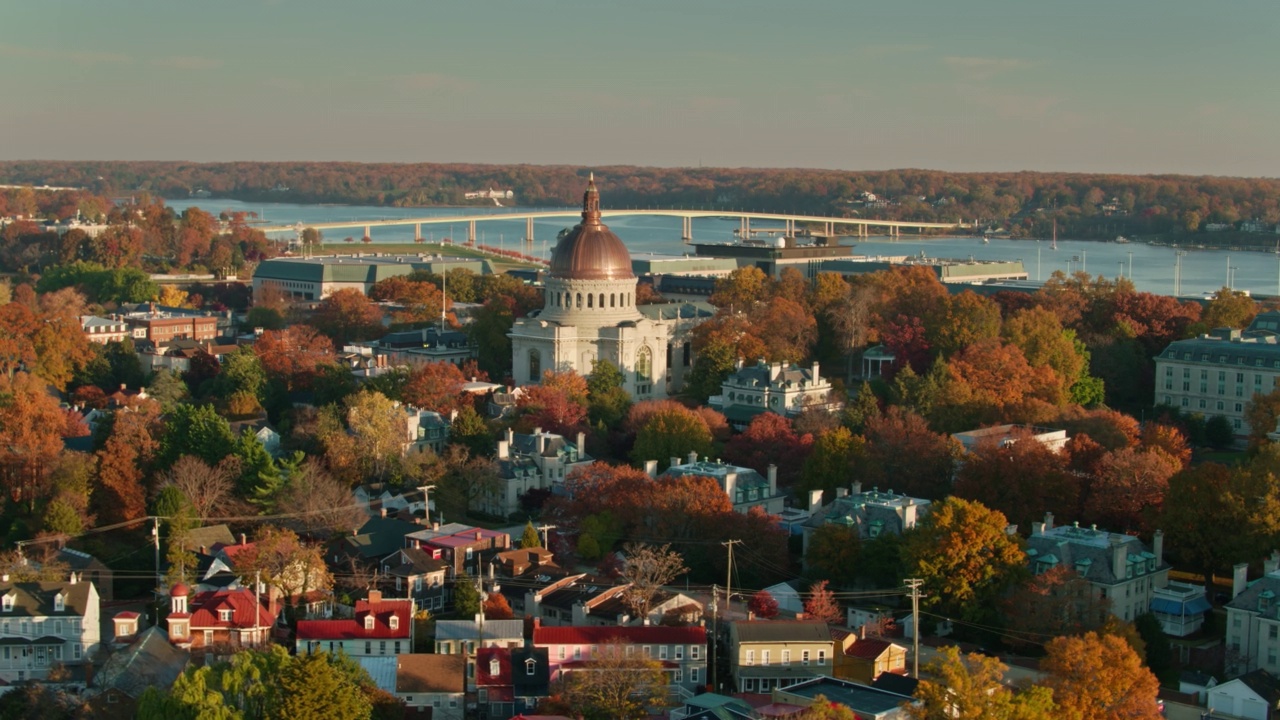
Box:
[219, 542, 256, 561]
[845, 639, 897, 659]
[533, 625, 706, 646]
[188, 589, 277, 630]
[476, 647, 511, 686]
[113, 611, 140, 620]
[296, 598, 412, 641]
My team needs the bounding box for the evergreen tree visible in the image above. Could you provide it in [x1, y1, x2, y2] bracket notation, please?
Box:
[454, 572, 482, 616]
[147, 368, 190, 413]
[520, 521, 541, 549]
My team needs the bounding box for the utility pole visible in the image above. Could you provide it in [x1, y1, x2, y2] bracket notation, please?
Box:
[709, 583, 719, 693]
[904, 578, 924, 678]
[721, 539, 741, 623]
[152, 516, 161, 592]
[535, 524, 557, 549]
[419, 484, 436, 518]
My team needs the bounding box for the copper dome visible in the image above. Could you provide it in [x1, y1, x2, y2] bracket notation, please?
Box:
[549, 175, 634, 281]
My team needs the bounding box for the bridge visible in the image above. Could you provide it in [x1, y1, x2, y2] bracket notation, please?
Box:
[257, 209, 970, 245]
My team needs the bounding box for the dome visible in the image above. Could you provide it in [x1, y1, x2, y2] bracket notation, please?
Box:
[549, 175, 634, 281]
[171, 583, 190, 597]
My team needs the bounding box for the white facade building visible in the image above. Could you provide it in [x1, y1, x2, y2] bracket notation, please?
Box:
[0, 575, 101, 682]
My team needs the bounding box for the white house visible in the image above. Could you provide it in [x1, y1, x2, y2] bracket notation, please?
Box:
[0, 573, 101, 682]
[1206, 670, 1280, 720]
[295, 591, 412, 657]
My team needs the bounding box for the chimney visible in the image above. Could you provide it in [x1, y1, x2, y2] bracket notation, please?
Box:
[724, 472, 737, 501]
[1153, 529, 1165, 568]
[1032, 522, 1045, 537]
[1266, 550, 1280, 576]
[1110, 535, 1126, 581]
[240, 533, 248, 546]
[643, 460, 658, 478]
[811, 361, 821, 383]
[767, 465, 777, 495]
[367, 589, 383, 603]
[1234, 562, 1250, 599]
[577, 431, 586, 452]
[433, 522, 440, 531]
[475, 531, 483, 540]
[808, 489, 824, 514]
[199, 545, 207, 555]
[670, 456, 680, 469]
[380, 507, 388, 518]
[69, 572, 77, 585]
[835, 488, 848, 498]
[1044, 512, 1054, 532]
[687, 450, 698, 464]
[498, 440, 509, 460]
[851, 481, 862, 495]
[505, 427, 515, 444]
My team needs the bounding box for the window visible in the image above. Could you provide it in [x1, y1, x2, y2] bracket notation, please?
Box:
[53, 594, 64, 612]
[202, 631, 212, 645]
[761, 650, 770, 666]
[643, 645, 652, 658]
[73, 643, 81, 660]
[691, 667, 700, 684]
[690, 645, 700, 660]
[394, 641, 401, 654]
[802, 650, 810, 666]
[635, 346, 652, 384]
[365, 641, 372, 655]
[526, 659, 536, 676]
[2, 595, 13, 612]
[364, 616, 375, 631]
[817, 651, 826, 666]
[674, 668, 682, 683]
[389, 616, 400, 631]
[659, 646, 668, 660]
[574, 647, 582, 661]
[782, 650, 791, 665]
[746, 650, 755, 666]
[558, 646, 566, 660]
[54, 620, 61, 635]
[1269, 625, 1277, 640]
[528, 349, 541, 380]
[379, 641, 386, 654]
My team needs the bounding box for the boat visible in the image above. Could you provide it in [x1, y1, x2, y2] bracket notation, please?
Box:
[1115, 235, 1130, 244]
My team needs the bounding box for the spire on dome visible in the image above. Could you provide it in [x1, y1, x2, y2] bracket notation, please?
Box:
[582, 173, 601, 223]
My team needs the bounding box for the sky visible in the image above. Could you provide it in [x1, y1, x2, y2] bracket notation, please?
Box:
[1, 0, 1277, 176]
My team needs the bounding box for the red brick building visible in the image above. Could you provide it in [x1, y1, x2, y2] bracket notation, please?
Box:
[165, 583, 278, 649]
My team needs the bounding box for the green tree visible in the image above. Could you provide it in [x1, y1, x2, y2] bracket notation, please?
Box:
[907, 646, 1056, 720]
[1133, 612, 1173, 674]
[902, 497, 1026, 623]
[520, 521, 541, 549]
[587, 359, 631, 429]
[799, 427, 863, 501]
[684, 337, 736, 404]
[805, 523, 861, 588]
[454, 572, 482, 617]
[233, 429, 280, 499]
[211, 346, 267, 403]
[447, 405, 493, 457]
[1205, 414, 1235, 450]
[630, 406, 713, 471]
[158, 403, 236, 468]
[245, 306, 286, 331]
[147, 368, 190, 413]
[273, 651, 372, 720]
[842, 381, 881, 434]
[1200, 287, 1258, 330]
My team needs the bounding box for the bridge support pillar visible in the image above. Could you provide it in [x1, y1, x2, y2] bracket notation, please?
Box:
[525, 216, 535, 245]
[740, 217, 749, 240]
[364, 225, 372, 241]
[825, 221, 834, 236]
[681, 216, 692, 242]
[468, 220, 477, 246]
[414, 224, 421, 242]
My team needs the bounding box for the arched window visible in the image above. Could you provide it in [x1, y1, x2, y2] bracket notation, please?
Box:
[588, 294, 593, 308]
[576, 293, 582, 309]
[528, 348, 541, 380]
[598, 294, 604, 309]
[635, 346, 652, 383]
[610, 293, 616, 308]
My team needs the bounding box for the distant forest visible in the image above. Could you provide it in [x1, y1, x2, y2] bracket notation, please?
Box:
[3, 161, 1280, 243]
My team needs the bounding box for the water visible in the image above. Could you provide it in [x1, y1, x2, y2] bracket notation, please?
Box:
[170, 198, 1280, 298]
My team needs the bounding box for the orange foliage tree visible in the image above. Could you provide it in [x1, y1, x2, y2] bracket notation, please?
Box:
[1040, 631, 1162, 720]
[311, 288, 385, 345]
[253, 325, 335, 391]
[953, 430, 1082, 532]
[403, 361, 469, 415]
[94, 399, 162, 524]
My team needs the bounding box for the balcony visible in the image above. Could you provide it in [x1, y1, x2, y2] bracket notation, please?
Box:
[1150, 582, 1212, 637]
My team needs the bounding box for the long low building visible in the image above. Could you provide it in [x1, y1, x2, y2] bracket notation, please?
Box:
[252, 254, 490, 301]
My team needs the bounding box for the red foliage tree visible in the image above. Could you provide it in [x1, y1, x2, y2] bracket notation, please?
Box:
[722, 412, 813, 487]
[855, 407, 960, 500]
[1084, 447, 1182, 532]
[953, 430, 1082, 532]
[748, 590, 780, 620]
[403, 361, 468, 415]
[483, 592, 514, 620]
[804, 580, 842, 624]
[252, 325, 335, 391]
[311, 288, 385, 345]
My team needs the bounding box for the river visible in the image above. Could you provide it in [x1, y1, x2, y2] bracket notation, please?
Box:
[170, 198, 1280, 298]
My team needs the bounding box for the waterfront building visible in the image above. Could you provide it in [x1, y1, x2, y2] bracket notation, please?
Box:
[510, 177, 705, 398]
[251, 254, 488, 302]
[1154, 312, 1280, 436]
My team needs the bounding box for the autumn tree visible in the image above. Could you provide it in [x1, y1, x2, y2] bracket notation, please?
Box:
[232, 526, 331, 621]
[520, 521, 541, 549]
[805, 524, 861, 588]
[559, 639, 667, 720]
[253, 325, 334, 391]
[369, 275, 448, 329]
[723, 412, 813, 487]
[93, 400, 161, 524]
[343, 389, 407, 481]
[311, 288, 385, 345]
[483, 592, 514, 620]
[275, 458, 367, 538]
[798, 426, 862, 501]
[710, 265, 770, 312]
[748, 590, 780, 619]
[953, 432, 1081, 532]
[1040, 631, 1161, 720]
[162, 455, 240, 522]
[0, 373, 66, 509]
[630, 404, 713, 471]
[402, 360, 468, 415]
[1084, 447, 1181, 532]
[518, 370, 589, 436]
[902, 497, 1026, 623]
[619, 542, 689, 620]
[804, 580, 842, 624]
[855, 408, 961, 500]
[1199, 287, 1258, 331]
[908, 646, 1056, 720]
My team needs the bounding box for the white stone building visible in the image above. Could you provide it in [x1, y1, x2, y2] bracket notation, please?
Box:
[509, 176, 693, 399]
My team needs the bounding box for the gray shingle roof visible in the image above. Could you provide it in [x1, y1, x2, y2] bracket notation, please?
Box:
[732, 620, 834, 644]
[1025, 525, 1165, 586]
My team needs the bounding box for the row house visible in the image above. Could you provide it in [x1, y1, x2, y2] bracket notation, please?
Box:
[533, 623, 708, 694]
[519, 573, 701, 628]
[480, 427, 593, 518]
[475, 646, 551, 719]
[404, 522, 512, 578]
[1026, 513, 1171, 623]
[395, 653, 466, 719]
[166, 583, 278, 650]
[434, 617, 525, 690]
[0, 573, 101, 682]
[1225, 553, 1280, 676]
[728, 620, 837, 693]
[295, 591, 413, 657]
[655, 455, 787, 515]
[379, 546, 450, 612]
[79, 315, 130, 344]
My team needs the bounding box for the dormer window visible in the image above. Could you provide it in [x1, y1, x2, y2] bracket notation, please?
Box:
[364, 616, 375, 631]
[53, 593, 64, 612]
[1, 594, 11, 612]
[525, 659, 536, 676]
[389, 616, 399, 631]
[489, 657, 500, 677]
[219, 609, 232, 622]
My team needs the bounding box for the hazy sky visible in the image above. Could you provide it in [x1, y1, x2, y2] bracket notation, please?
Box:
[2, 0, 1276, 175]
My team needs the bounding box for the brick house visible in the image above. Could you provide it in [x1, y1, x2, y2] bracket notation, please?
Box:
[165, 583, 277, 650]
[533, 624, 708, 694]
